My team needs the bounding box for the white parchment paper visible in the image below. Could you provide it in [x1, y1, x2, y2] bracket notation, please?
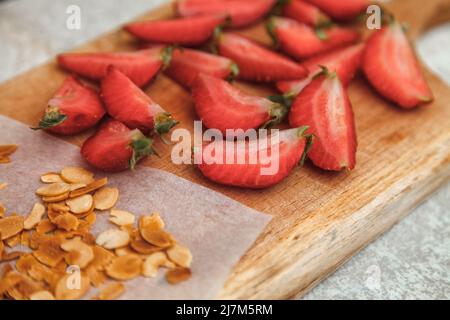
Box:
[0, 115, 271, 299]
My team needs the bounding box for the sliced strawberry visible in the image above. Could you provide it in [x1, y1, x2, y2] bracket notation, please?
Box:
[34, 76, 105, 135]
[282, 0, 331, 27]
[124, 14, 226, 46]
[268, 17, 360, 60]
[277, 43, 364, 96]
[192, 74, 288, 134]
[217, 33, 308, 82]
[165, 48, 239, 88]
[304, 0, 370, 21]
[362, 21, 433, 109]
[197, 127, 312, 188]
[58, 47, 173, 87]
[81, 119, 154, 172]
[289, 68, 357, 171]
[177, 0, 276, 27]
[101, 66, 178, 135]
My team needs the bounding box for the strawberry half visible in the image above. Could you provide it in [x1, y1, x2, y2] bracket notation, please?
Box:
[101, 66, 178, 135]
[282, 0, 331, 27]
[277, 43, 364, 96]
[362, 21, 433, 109]
[216, 33, 308, 82]
[58, 47, 173, 87]
[197, 127, 312, 189]
[268, 17, 360, 60]
[124, 14, 226, 46]
[289, 68, 357, 171]
[34, 76, 105, 135]
[165, 48, 239, 88]
[81, 119, 154, 172]
[192, 74, 288, 134]
[177, 0, 276, 27]
[304, 0, 370, 21]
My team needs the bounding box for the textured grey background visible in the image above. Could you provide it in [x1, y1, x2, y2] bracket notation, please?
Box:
[0, 0, 449, 300]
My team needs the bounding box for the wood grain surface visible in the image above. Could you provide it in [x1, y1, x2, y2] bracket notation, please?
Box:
[0, 0, 449, 299]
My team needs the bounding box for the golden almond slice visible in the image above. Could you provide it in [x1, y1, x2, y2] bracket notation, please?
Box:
[85, 266, 107, 288]
[0, 216, 24, 240]
[109, 209, 135, 227]
[69, 177, 108, 198]
[1, 251, 23, 262]
[167, 244, 192, 268]
[61, 237, 94, 269]
[139, 213, 165, 231]
[5, 233, 20, 247]
[142, 252, 175, 278]
[40, 173, 64, 184]
[66, 194, 93, 214]
[0, 239, 4, 259]
[20, 231, 30, 247]
[55, 273, 90, 300]
[24, 203, 46, 230]
[32, 235, 65, 267]
[93, 187, 119, 211]
[96, 229, 130, 250]
[61, 167, 94, 184]
[94, 282, 125, 300]
[84, 212, 97, 225]
[53, 213, 80, 232]
[106, 254, 142, 281]
[166, 267, 192, 284]
[0, 157, 11, 164]
[0, 144, 17, 156]
[29, 290, 55, 300]
[36, 220, 55, 235]
[90, 246, 115, 271]
[0, 183, 7, 191]
[130, 237, 162, 255]
[42, 192, 70, 203]
[140, 228, 175, 249]
[69, 183, 87, 191]
[36, 182, 70, 197]
[0, 202, 5, 217]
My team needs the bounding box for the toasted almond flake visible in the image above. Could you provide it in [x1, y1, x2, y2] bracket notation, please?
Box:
[36, 182, 70, 197]
[90, 245, 115, 271]
[0, 145, 17, 156]
[66, 194, 93, 214]
[93, 187, 119, 211]
[51, 203, 70, 212]
[142, 252, 175, 278]
[29, 232, 46, 250]
[0, 183, 7, 191]
[5, 233, 20, 247]
[114, 247, 148, 259]
[29, 290, 55, 300]
[69, 183, 87, 191]
[140, 228, 175, 249]
[82, 232, 96, 245]
[166, 267, 192, 284]
[94, 282, 125, 300]
[0, 157, 11, 164]
[85, 267, 108, 288]
[53, 213, 80, 232]
[42, 192, 70, 203]
[69, 177, 108, 198]
[130, 237, 162, 255]
[36, 219, 56, 234]
[139, 213, 165, 230]
[109, 209, 135, 227]
[0, 216, 24, 240]
[1, 251, 23, 262]
[61, 237, 94, 268]
[61, 167, 94, 184]
[0, 202, 5, 217]
[32, 235, 65, 267]
[40, 173, 64, 183]
[24, 203, 46, 230]
[96, 229, 130, 250]
[5, 272, 43, 300]
[55, 274, 90, 300]
[20, 232, 30, 247]
[84, 212, 96, 225]
[0, 239, 4, 259]
[167, 244, 192, 268]
[106, 255, 142, 281]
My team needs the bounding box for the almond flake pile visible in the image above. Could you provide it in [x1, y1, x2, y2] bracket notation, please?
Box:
[0, 167, 193, 300]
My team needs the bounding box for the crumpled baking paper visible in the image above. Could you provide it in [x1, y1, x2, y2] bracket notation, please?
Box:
[0, 115, 271, 299]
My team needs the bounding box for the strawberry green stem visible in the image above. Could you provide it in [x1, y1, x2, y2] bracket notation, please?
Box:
[154, 112, 179, 137]
[31, 107, 67, 130]
[297, 126, 314, 166]
[129, 131, 156, 170]
[227, 63, 240, 81]
[161, 46, 175, 70]
[266, 17, 279, 48]
[263, 102, 289, 129]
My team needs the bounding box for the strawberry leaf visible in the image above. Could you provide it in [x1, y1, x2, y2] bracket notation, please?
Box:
[227, 63, 240, 81]
[32, 108, 67, 130]
[154, 112, 179, 137]
[263, 103, 289, 128]
[297, 126, 314, 166]
[129, 135, 155, 170]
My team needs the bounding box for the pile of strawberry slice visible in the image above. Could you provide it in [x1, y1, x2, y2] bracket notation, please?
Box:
[35, 0, 433, 189]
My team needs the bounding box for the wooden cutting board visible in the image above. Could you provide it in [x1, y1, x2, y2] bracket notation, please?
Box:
[1, 0, 449, 299]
